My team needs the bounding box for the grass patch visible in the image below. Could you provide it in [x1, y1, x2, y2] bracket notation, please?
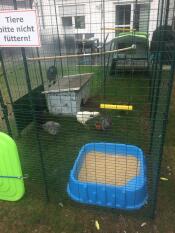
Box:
[12, 70, 150, 204]
[1, 63, 174, 232]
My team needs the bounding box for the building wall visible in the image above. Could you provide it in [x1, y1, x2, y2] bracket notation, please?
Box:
[148, 0, 159, 41]
[0, 0, 160, 54]
[35, 0, 159, 44]
[0, 0, 33, 10]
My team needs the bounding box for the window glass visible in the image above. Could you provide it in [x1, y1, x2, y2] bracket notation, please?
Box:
[75, 16, 85, 29]
[116, 5, 131, 25]
[62, 17, 72, 27]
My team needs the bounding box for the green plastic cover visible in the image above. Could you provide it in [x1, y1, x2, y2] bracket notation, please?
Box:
[118, 32, 148, 39]
[0, 132, 25, 201]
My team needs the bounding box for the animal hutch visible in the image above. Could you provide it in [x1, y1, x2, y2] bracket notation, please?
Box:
[0, 0, 175, 220]
[43, 73, 93, 115]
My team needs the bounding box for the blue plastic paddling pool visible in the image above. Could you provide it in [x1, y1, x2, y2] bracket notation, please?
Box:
[67, 143, 147, 210]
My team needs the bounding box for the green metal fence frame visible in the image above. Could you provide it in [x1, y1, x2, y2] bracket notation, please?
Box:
[0, 0, 174, 218]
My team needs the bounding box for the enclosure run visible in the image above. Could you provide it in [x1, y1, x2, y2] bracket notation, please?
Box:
[0, 0, 175, 219]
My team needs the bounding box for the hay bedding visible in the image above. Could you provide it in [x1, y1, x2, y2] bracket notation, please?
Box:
[78, 152, 140, 186]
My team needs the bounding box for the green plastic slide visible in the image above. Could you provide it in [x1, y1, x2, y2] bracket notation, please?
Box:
[0, 132, 25, 201]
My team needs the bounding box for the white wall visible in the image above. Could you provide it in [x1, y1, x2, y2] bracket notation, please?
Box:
[168, 0, 175, 27]
[0, 0, 162, 44]
[35, 0, 160, 44]
[148, 0, 159, 41]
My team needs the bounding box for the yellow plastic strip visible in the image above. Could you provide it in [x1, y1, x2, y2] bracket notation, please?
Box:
[100, 104, 133, 111]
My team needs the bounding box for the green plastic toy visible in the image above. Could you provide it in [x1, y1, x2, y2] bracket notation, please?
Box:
[0, 132, 25, 201]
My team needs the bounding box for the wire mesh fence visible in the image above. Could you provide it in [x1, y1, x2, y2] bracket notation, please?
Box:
[0, 0, 175, 218]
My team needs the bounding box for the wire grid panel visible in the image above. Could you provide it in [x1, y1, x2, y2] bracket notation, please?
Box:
[0, 0, 174, 217]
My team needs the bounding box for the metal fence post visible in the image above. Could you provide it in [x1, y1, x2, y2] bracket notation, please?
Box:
[0, 50, 14, 106]
[12, 0, 49, 201]
[0, 89, 12, 136]
[149, 0, 175, 218]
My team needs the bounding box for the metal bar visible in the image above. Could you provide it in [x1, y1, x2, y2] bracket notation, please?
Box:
[53, 0, 64, 78]
[0, 175, 28, 179]
[27, 46, 135, 62]
[12, 0, 49, 201]
[12, 0, 17, 9]
[149, 0, 165, 147]
[164, 0, 170, 26]
[0, 50, 14, 105]
[21, 40, 50, 203]
[149, 0, 163, 114]
[133, 0, 138, 30]
[151, 52, 175, 218]
[36, 49, 44, 86]
[102, 0, 107, 100]
[149, 0, 171, 218]
[105, 33, 114, 77]
[150, 0, 166, 123]
[29, 0, 44, 87]
[21, 48, 33, 91]
[0, 89, 12, 136]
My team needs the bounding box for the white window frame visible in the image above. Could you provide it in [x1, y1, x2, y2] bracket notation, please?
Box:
[62, 16, 73, 27]
[59, 4, 85, 30]
[115, 3, 135, 30]
[61, 15, 85, 29]
[74, 15, 85, 29]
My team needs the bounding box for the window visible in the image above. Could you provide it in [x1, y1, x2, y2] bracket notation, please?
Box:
[62, 16, 85, 29]
[75, 16, 85, 29]
[62, 17, 72, 27]
[116, 5, 131, 26]
[60, 5, 85, 29]
[115, 4, 143, 31]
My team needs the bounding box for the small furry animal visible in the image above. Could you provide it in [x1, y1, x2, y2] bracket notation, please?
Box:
[95, 116, 112, 130]
[47, 66, 57, 87]
[76, 111, 100, 125]
[42, 121, 60, 135]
